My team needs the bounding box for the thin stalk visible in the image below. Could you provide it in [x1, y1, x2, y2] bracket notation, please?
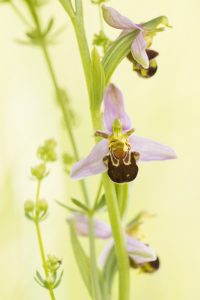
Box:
[35, 180, 56, 300]
[97, 4, 104, 34]
[10, 1, 32, 28]
[88, 214, 103, 300]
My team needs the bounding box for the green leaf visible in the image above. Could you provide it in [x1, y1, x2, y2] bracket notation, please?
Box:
[91, 47, 105, 109]
[58, 89, 78, 126]
[102, 246, 117, 295]
[15, 39, 34, 46]
[34, 276, 45, 288]
[56, 200, 84, 214]
[34, 270, 46, 288]
[102, 30, 139, 84]
[43, 17, 55, 37]
[69, 222, 93, 296]
[54, 270, 64, 289]
[94, 194, 106, 211]
[71, 198, 89, 212]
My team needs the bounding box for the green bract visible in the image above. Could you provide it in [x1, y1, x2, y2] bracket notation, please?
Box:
[91, 48, 105, 111]
[102, 30, 139, 84]
[142, 16, 171, 31]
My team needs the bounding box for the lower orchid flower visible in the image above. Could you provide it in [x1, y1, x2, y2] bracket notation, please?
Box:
[68, 213, 159, 272]
[71, 84, 176, 183]
[102, 5, 170, 75]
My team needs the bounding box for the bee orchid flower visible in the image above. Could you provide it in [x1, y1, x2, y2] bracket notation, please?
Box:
[68, 213, 158, 271]
[102, 5, 170, 72]
[71, 84, 176, 183]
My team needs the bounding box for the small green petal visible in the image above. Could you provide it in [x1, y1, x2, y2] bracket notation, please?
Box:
[142, 16, 171, 31]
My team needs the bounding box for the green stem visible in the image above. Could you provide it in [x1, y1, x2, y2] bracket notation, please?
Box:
[72, 19, 92, 104]
[60, 0, 93, 105]
[88, 214, 103, 300]
[10, 1, 32, 28]
[97, 4, 104, 34]
[116, 184, 129, 218]
[60, 1, 130, 299]
[102, 175, 130, 300]
[35, 180, 56, 300]
[58, 0, 75, 19]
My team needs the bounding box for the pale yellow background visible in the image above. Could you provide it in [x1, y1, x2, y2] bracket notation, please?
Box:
[0, 0, 199, 299]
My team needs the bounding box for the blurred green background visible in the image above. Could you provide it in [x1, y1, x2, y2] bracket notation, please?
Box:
[0, 0, 200, 299]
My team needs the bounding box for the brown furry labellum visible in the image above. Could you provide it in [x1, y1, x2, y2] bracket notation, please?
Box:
[103, 150, 139, 183]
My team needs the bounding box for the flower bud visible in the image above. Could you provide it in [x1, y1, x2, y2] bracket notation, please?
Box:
[47, 255, 62, 273]
[31, 163, 47, 180]
[37, 139, 57, 162]
[24, 200, 35, 221]
[24, 200, 35, 213]
[36, 199, 48, 214]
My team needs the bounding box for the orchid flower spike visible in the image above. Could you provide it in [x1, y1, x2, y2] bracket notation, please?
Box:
[68, 213, 159, 272]
[102, 5, 170, 74]
[71, 84, 176, 184]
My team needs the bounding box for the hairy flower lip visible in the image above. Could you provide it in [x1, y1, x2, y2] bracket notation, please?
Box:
[102, 5, 169, 69]
[70, 84, 177, 180]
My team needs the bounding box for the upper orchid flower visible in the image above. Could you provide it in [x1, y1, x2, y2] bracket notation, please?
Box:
[102, 5, 170, 72]
[71, 84, 176, 183]
[68, 213, 159, 273]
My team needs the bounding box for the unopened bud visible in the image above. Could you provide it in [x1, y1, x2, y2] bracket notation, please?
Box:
[24, 200, 35, 213]
[37, 139, 57, 162]
[47, 255, 62, 273]
[31, 163, 47, 180]
[36, 199, 48, 213]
